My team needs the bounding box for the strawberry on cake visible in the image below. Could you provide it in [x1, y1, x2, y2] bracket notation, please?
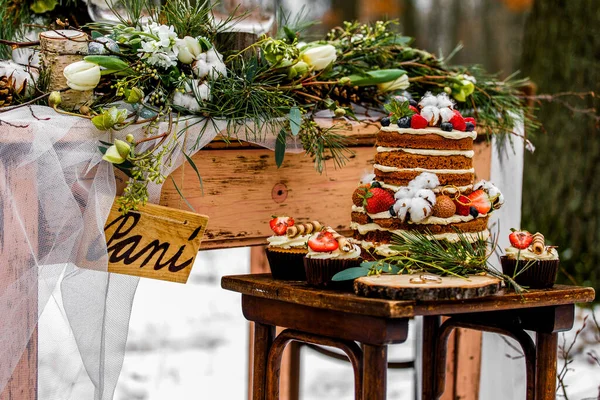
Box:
[351, 93, 504, 258]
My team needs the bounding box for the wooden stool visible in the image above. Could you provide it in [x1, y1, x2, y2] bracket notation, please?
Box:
[222, 274, 595, 400]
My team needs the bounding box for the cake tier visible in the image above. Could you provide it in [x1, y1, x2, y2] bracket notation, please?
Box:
[351, 215, 489, 238]
[374, 167, 474, 187]
[377, 127, 476, 150]
[375, 151, 473, 170]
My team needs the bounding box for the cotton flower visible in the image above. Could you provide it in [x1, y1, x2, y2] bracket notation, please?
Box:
[414, 188, 436, 206]
[408, 172, 439, 190]
[440, 108, 455, 123]
[393, 198, 412, 222]
[394, 186, 414, 200]
[192, 48, 227, 80]
[301, 44, 336, 71]
[421, 105, 440, 126]
[63, 60, 101, 91]
[172, 80, 211, 112]
[418, 92, 438, 107]
[436, 93, 454, 109]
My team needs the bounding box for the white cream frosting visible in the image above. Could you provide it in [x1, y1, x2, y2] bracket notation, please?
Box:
[350, 221, 489, 242]
[381, 126, 477, 140]
[306, 244, 362, 260]
[505, 246, 559, 261]
[380, 182, 473, 194]
[351, 205, 484, 225]
[374, 164, 475, 174]
[376, 146, 475, 158]
[267, 234, 309, 249]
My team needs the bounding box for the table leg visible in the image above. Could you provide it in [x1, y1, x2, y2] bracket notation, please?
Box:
[535, 332, 558, 400]
[253, 322, 276, 400]
[422, 316, 441, 400]
[363, 344, 387, 400]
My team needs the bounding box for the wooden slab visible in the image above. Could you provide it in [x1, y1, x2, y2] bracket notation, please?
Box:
[354, 274, 502, 301]
[104, 202, 209, 283]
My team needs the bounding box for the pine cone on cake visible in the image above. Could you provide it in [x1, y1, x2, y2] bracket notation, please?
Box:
[0, 75, 15, 107]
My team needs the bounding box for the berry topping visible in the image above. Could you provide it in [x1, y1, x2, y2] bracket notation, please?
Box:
[370, 181, 382, 188]
[464, 117, 476, 127]
[440, 122, 453, 132]
[449, 110, 466, 131]
[469, 206, 479, 218]
[465, 122, 475, 132]
[381, 116, 391, 127]
[362, 187, 396, 214]
[467, 189, 492, 215]
[352, 185, 370, 207]
[410, 113, 429, 129]
[409, 99, 418, 108]
[308, 231, 339, 252]
[397, 116, 411, 128]
[509, 230, 533, 250]
[389, 204, 397, 217]
[453, 195, 472, 216]
[409, 105, 419, 114]
[269, 216, 294, 235]
[432, 195, 456, 218]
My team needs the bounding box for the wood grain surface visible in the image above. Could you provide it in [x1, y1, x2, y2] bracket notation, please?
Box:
[354, 274, 502, 301]
[104, 202, 208, 283]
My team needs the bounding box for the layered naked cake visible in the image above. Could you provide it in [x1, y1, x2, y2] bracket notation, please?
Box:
[351, 93, 504, 258]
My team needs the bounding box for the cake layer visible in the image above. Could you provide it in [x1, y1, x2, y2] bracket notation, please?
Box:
[374, 168, 474, 187]
[351, 209, 485, 227]
[354, 229, 491, 259]
[380, 182, 474, 195]
[351, 216, 489, 238]
[374, 151, 472, 170]
[377, 130, 474, 151]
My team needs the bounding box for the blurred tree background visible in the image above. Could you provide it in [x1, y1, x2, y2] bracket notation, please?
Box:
[282, 0, 599, 294]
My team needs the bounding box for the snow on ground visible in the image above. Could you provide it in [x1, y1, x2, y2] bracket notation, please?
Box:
[38, 249, 598, 400]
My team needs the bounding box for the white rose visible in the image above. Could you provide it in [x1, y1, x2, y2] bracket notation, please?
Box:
[176, 36, 202, 64]
[301, 44, 337, 71]
[63, 61, 101, 91]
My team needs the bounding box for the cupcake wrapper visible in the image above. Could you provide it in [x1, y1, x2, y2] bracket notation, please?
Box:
[501, 256, 559, 289]
[303, 258, 360, 290]
[265, 248, 307, 281]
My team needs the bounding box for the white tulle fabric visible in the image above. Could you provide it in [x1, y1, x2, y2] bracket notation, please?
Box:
[0, 105, 300, 399]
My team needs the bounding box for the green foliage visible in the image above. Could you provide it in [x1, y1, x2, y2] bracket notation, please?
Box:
[383, 98, 415, 124]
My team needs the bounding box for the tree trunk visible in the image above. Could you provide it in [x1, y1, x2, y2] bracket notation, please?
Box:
[520, 0, 600, 292]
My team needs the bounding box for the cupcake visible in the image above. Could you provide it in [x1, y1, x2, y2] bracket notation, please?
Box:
[265, 216, 323, 280]
[304, 227, 362, 288]
[501, 231, 559, 289]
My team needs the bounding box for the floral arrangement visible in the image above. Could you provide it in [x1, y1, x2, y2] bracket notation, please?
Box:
[0, 0, 538, 213]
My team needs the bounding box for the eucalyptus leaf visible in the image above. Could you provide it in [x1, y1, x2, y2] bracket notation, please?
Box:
[289, 106, 301, 136]
[346, 69, 407, 87]
[332, 267, 370, 281]
[275, 128, 286, 168]
[84, 56, 131, 74]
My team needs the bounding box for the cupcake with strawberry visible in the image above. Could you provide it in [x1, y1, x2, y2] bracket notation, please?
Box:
[265, 216, 323, 280]
[501, 230, 559, 289]
[304, 227, 362, 288]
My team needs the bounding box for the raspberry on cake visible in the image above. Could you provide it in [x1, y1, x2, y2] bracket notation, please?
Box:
[352, 93, 505, 258]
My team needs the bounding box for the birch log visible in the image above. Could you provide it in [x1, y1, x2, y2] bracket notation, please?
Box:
[40, 30, 91, 110]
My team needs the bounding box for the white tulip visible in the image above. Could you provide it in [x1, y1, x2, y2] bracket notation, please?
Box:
[63, 61, 101, 91]
[176, 36, 202, 64]
[301, 44, 337, 71]
[377, 74, 409, 92]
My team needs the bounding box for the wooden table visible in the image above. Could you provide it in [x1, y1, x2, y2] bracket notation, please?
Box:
[221, 274, 595, 400]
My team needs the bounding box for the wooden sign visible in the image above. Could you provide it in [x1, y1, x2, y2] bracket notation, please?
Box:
[104, 202, 209, 283]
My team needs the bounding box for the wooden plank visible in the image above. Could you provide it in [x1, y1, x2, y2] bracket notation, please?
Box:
[454, 328, 482, 399]
[160, 146, 376, 248]
[103, 202, 208, 283]
[0, 160, 37, 400]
